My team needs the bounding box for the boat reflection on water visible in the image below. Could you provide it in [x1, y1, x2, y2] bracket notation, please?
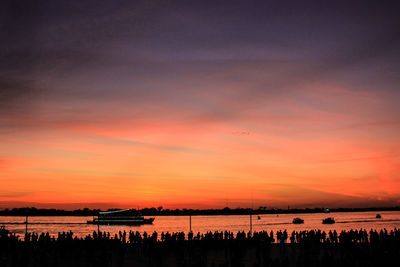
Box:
[87, 209, 154, 226]
[322, 217, 335, 224]
[292, 217, 304, 224]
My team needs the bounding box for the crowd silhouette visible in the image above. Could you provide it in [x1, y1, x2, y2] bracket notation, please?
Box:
[7, 228, 399, 245]
[1, 228, 399, 266]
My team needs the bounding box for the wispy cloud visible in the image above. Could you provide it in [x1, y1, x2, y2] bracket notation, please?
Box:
[0, 191, 34, 198]
[21, 168, 145, 177]
[90, 136, 213, 154]
[21, 168, 239, 181]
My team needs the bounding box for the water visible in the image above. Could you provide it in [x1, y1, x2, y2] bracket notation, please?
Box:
[1, 211, 399, 238]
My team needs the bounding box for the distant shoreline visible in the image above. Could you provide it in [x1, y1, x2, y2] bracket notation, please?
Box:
[0, 206, 399, 216]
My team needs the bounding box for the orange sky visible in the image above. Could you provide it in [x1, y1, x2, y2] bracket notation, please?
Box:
[1, 1, 400, 209]
[1, 86, 399, 209]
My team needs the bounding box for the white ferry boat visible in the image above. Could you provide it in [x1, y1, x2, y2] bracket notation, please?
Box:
[87, 209, 154, 225]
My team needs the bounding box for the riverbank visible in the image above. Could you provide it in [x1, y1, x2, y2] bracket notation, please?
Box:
[1, 229, 399, 267]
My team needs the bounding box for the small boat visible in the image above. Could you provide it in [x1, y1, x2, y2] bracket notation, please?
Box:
[87, 209, 154, 226]
[376, 214, 382, 219]
[292, 217, 304, 224]
[257, 216, 261, 220]
[322, 217, 335, 224]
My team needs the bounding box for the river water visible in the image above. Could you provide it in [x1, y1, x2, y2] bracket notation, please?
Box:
[1, 211, 400, 238]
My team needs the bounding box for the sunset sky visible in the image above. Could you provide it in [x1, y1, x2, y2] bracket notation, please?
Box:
[1, 0, 400, 209]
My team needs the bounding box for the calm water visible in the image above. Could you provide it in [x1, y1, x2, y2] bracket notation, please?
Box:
[1, 211, 400, 238]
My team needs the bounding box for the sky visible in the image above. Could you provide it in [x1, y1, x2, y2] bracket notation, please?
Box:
[1, 0, 400, 209]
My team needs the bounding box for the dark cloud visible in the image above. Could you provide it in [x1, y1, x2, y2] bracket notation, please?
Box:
[0, 77, 38, 115]
[0, 191, 33, 198]
[1, 0, 400, 129]
[0, 201, 127, 210]
[91, 136, 213, 154]
[261, 184, 400, 208]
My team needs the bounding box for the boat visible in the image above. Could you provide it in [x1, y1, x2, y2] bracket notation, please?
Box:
[257, 216, 261, 220]
[292, 217, 304, 224]
[376, 214, 382, 219]
[87, 209, 155, 225]
[322, 217, 335, 224]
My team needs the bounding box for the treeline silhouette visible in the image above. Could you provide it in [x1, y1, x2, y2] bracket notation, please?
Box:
[1, 228, 399, 267]
[1, 206, 399, 216]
